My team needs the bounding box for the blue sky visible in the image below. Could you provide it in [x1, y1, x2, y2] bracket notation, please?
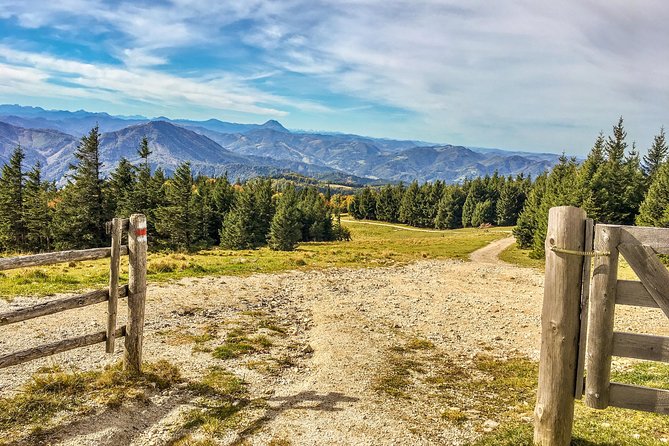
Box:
[0, 1, 667, 155]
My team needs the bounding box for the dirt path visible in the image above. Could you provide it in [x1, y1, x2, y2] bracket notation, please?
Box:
[468, 236, 515, 264]
[0, 239, 665, 445]
[340, 218, 447, 233]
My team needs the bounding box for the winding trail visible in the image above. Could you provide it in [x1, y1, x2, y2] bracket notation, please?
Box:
[469, 236, 516, 264]
[340, 218, 445, 233]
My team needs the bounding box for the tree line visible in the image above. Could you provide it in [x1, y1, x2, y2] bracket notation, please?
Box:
[515, 117, 667, 258]
[0, 126, 349, 253]
[347, 117, 669, 261]
[347, 174, 532, 229]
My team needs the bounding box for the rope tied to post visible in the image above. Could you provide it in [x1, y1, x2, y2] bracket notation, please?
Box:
[550, 246, 610, 257]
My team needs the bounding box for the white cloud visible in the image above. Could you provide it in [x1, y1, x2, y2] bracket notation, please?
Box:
[0, 0, 667, 151]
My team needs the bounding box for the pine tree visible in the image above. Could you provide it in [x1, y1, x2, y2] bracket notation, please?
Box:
[637, 160, 669, 227]
[23, 162, 53, 251]
[513, 173, 547, 249]
[462, 178, 487, 227]
[220, 185, 256, 249]
[530, 155, 579, 257]
[53, 125, 106, 249]
[434, 186, 466, 229]
[107, 158, 136, 218]
[471, 199, 494, 227]
[495, 177, 526, 226]
[642, 127, 668, 182]
[154, 162, 195, 250]
[250, 179, 274, 245]
[268, 185, 302, 251]
[0, 146, 26, 250]
[399, 181, 420, 225]
[376, 185, 400, 222]
[576, 133, 606, 220]
[298, 186, 332, 241]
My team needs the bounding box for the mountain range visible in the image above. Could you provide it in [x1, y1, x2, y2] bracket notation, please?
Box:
[0, 104, 560, 184]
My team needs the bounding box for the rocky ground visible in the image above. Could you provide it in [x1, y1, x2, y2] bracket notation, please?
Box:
[0, 237, 666, 445]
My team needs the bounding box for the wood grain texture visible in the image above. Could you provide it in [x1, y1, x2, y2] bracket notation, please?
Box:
[0, 326, 126, 370]
[585, 225, 620, 410]
[618, 243, 669, 319]
[0, 286, 128, 327]
[612, 331, 669, 362]
[616, 280, 659, 308]
[534, 206, 586, 446]
[619, 226, 669, 254]
[107, 217, 123, 353]
[0, 246, 128, 271]
[124, 214, 147, 374]
[609, 382, 669, 414]
[575, 218, 594, 399]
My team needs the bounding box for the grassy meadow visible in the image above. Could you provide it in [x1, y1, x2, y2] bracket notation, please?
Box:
[0, 220, 511, 299]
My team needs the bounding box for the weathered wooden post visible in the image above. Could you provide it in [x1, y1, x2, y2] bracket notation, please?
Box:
[585, 225, 620, 409]
[106, 217, 122, 353]
[125, 214, 147, 373]
[534, 206, 587, 445]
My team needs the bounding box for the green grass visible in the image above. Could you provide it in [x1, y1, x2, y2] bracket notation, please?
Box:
[468, 361, 669, 445]
[0, 360, 182, 444]
[498, 244, 545, 269]
[0, 222, 509, 299]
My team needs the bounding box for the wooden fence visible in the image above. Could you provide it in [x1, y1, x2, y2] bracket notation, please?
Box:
[0, 214, 147, 373]
[534, 206, 669, 445]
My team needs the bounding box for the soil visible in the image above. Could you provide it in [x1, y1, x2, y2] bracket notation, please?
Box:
[0, 239, 666, 445]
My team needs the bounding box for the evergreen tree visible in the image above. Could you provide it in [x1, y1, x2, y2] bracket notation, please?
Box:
[496, 177, 526, 226]
[576, 133, 606, 220]
[268, 185, 302, 251]
[154, 162, 195, 250]
[220, 185, 256, 249]
[591, 117, 642, 224]
[376, 184, 400, 222]
[53, 125, 106, 249]
[530, 155, 579, 257]
[513, 173, 547, 249]
[637, 160, 669, 227]
[471, 199, 494, 227]
[251, 179, 274, 245]
[107, 158, 136, 217]
[23, 162, 53, 251]
[0, 146, 26, 250]
[462, 178, 487, 227]
[298, 186, 332, 241]
[643, 127, 668, 182]
[358, 186, 377, 220]
[434, 186, 466, 229]
[399, 181, 420, 225]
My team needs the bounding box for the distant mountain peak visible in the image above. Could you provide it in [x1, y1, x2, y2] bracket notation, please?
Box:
[261, 120, 288, 132]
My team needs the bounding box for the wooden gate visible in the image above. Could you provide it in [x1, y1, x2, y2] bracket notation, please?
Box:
[534, 207, 669, 445]
[0, 214, 147, 373]
[586, 223, 669, 413]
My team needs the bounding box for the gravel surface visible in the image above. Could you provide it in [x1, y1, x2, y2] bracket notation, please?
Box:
[0, 240, 666, 445]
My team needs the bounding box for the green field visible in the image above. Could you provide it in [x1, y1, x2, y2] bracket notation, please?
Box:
[0, 221, 511, 299]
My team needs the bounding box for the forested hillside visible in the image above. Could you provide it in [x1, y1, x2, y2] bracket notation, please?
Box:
[0, 126, 349, 254]
[348, 117, 669, 259]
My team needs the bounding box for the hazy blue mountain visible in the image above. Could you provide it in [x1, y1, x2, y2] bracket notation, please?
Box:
[0, 104, 561, 184]
[0, 119, 373, 184]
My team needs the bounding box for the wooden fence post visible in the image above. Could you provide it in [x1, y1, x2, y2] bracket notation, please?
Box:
[585, 225, 620, 409]
[534, 206, 587, 446]
[106, 217, 122, 353]
[124, 214, 147, 373]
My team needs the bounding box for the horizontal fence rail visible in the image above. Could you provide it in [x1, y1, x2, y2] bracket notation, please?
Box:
[0, 285, 129, 327]
[616, 280, 659, 308]
[0, 246, 128, 271]
[0, 214, 147, 373]
[0, 326, 126, 370]
[609, 383, 669, 414]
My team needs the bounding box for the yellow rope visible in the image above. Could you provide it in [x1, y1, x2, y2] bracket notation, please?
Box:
[550, 246, 610, 257]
